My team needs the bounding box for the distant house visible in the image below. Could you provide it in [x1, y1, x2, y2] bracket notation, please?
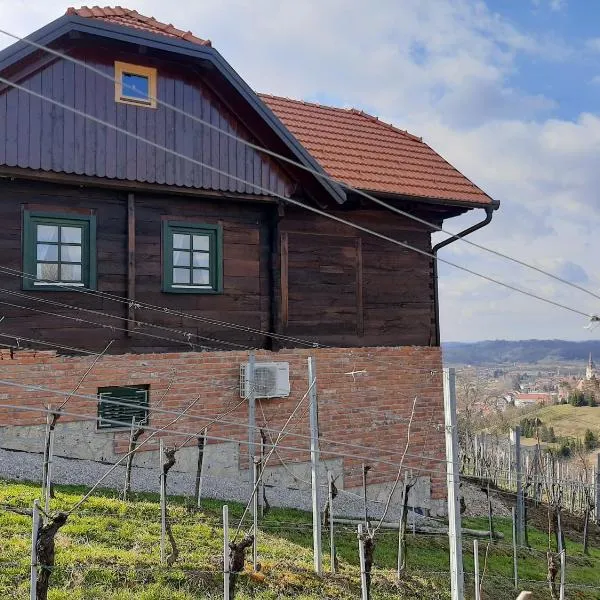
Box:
[513, 393, 553, 408]
[0, 6, 499, 514]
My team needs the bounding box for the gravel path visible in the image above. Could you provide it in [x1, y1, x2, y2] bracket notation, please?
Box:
[461, 480, 512, 518]
[0, 447, 431, 524]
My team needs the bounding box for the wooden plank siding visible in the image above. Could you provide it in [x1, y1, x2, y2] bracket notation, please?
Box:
[0, 53, 292, 198]
[0, 179, 439, 353]
[279, 208, 437, 348]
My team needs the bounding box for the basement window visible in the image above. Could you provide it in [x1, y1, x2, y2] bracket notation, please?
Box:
[115, 61, 157, 108]
[22, 211, 96, 290]
[97, 385, 150, 430]
[162, 221, 223, 293]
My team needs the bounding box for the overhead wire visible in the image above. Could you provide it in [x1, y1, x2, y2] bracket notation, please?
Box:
[1, 26, 599, 308]
[0, 377, 451, 467]
[0, 282, 252, 350]
[0, 76, 593, 323]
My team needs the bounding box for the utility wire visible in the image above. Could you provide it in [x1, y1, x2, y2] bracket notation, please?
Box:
[0, 284, 250, 350]
[0, 76, 594, 322]
[0, 27, 598, 307]
[0, 377, 451, 467]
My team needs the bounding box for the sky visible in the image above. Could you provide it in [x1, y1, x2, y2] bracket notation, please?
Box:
[1, 0, 600, 342]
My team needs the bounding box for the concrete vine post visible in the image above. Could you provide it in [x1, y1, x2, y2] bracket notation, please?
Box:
[358, 523, 368, 600]
[29, 500, 40, 600]
[252, 457, 259, 572]
[308, 356, 322, 575]
[443, 367, 464, 600]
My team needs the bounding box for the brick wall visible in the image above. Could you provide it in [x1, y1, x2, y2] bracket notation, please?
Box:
[0, 345, 445, 501]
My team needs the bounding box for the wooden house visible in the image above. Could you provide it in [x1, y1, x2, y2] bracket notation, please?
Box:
[0, 7, 498, 514]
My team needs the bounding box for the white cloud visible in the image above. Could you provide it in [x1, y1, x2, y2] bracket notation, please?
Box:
[0, 0, 597, 342]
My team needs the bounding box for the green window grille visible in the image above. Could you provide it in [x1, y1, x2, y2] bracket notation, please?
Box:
[22, 211, 96, 290]
[97, 385, 150, 430]
[162, 221, 223, 293]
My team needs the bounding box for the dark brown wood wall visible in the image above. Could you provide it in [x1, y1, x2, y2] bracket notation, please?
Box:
[0, 179, 438, 353]
[0, 179, 274, 353]
[0, 53, 292, 197]
[279, 208, 436, 347]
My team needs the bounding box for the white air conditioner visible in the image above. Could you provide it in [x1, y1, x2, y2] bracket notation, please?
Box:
[240, 362, 290, 399]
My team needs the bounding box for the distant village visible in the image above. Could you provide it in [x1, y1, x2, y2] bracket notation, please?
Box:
[459, 354, 600, 414]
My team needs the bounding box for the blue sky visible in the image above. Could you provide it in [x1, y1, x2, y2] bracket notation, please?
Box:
[1, 0, 600, 342]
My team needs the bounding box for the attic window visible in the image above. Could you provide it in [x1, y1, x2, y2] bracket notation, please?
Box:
[115, 61, 157, 108]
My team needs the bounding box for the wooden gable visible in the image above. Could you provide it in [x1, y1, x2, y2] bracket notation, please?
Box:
[0, 50, 294, 198]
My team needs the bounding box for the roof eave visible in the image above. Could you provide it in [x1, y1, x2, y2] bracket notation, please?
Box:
[358, 188, 500, 212]
[0, 15, 347, 206]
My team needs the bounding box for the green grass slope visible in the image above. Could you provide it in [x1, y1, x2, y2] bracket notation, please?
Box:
[1, 481, 599, 599]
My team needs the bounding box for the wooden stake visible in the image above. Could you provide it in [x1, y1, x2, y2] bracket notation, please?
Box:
[30, 500, 40, 600]
[223, 505, 230, 600]
[474, 539, 481, 600]
[159, 439, 166, 564]
[328, 471, 335, 574]
[512, 507, 518, 590]
[195, 427, 207, 508]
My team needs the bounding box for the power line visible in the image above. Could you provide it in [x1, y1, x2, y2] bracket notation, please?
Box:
[0, 27, 598, 307]
[0, 76, 594, 322]
[0, 265, 325, 349]
[0, 378, 447, 467]
[0, 284, 249, 350]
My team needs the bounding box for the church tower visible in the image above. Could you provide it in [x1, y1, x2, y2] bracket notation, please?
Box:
[586, 353, 596, 380]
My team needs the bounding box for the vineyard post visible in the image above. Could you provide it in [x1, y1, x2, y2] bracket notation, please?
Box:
[29, 499, 40, 600]
[308, 356, 322, 575]
[223, 505, 230, 600]
[159, 438, 166, 564]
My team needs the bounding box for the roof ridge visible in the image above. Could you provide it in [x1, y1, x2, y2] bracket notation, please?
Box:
[258, 93, 422, 142]
[66, 6, 212, 46]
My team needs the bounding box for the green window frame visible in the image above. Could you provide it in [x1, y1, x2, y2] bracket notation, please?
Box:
[97, 385, 150, 430]
[162, 221, 223, 294]
[22, 211, 96, 291]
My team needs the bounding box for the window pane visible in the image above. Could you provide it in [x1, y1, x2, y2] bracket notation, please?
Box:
[173, 250, 190, 267]
[122, 73, 150, 100]
[193, 252, 210, 268]
[61, 264, 82, 281]
[37, 244, 58, 261]
[193, 235, 210, 251]
[173, 268, 190, 284]
[37, 263, 58, 280]
[173, 233, 190, 249]
[193, 269, 210, 285]
[37, 224, 58, 242]
[61, 226, 82, 243]
[61, 245, 82, 263]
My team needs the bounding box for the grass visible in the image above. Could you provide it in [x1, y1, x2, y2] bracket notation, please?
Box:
[515, 404, 600, 441]
[1, 480, 600, 599]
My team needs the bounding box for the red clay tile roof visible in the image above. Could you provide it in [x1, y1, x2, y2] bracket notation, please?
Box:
[66, 6, 211, 46]
[259, 94, 492, 206]
[66, 7, 490, 206]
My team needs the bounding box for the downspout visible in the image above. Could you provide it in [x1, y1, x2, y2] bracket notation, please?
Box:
[431, 201, 500, 346]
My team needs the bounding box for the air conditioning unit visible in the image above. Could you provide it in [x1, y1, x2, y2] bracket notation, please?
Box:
[240, 362, 290, 399]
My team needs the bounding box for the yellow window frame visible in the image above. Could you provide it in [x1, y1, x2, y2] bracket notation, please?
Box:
[114, 61, 157, 108]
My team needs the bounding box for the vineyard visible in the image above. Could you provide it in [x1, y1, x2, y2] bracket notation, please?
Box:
[2, 479, 600, 599]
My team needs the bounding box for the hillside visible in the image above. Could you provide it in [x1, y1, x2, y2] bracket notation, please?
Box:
[2, 481, 600, 599]
[443, 339, 600, 366]
[509, 404, 600, 442]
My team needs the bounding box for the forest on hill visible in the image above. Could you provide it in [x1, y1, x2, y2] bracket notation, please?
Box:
[442, 339, 600, 365]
